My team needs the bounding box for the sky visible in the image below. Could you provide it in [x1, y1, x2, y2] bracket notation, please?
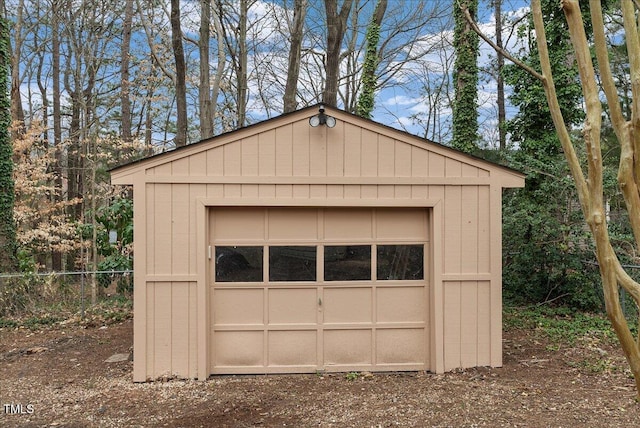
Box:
[369, 0, 531, 146]
[234, 0, 533, 147]
[14, 0, 533, 149]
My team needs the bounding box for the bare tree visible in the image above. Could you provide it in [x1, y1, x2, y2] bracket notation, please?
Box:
[8, 0, 25, 132]
[199, 0, 213, 138]
[217, 0, 254, 128]
[121, 0, 135, 143]
[51, 0, 63, 271]
[494, 0, 506, 150]
[197, 0, 229, 139]
[323, 0, 353, 107]
[210, 3, 225, 129]
[283, 0, 307, 113]
[171, 0, 187, 146]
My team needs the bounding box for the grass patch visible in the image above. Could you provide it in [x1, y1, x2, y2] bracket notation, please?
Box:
[504, 305, 617, 345]
[0, 318, 19, 328]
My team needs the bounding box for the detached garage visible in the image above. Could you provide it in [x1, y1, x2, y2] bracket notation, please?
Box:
[110, 105, 524, 381]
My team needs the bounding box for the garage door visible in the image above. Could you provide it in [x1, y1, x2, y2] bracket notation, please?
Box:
[209, 207, 429, 374]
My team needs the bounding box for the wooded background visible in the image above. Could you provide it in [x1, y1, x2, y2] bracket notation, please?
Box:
[1, 0, 638, 315]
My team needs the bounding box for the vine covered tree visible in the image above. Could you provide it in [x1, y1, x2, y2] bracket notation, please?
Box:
[452, 0, 479, 153]
[464, 0, 640, 397]
[356, 0, 387, 119]
[0, 5, 17, 272]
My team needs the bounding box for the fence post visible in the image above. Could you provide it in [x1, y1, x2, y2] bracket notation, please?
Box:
[80, 270, 85, 320]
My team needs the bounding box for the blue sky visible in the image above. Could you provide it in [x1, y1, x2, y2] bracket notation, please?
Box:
[368, 0, 531, 146]
[15, 0, 533, 149]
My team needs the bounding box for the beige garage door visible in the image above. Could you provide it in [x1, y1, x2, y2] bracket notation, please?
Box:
[209, 207, 429, 374]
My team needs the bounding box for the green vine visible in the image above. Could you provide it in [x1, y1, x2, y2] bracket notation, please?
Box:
[356, 19, 381, 119]
[0, 16, 18, 272]
[452, 0, 479, 153]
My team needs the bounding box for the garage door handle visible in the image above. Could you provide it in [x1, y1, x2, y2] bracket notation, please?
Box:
[318, 298, 322, 307]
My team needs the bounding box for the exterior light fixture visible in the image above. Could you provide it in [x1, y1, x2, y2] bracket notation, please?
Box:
[309, 104, 336, 128]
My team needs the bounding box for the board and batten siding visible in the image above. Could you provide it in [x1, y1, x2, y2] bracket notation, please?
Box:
[111, 107, 524, 381]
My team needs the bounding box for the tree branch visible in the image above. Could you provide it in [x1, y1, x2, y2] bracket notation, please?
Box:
[458, 1, 544, 82]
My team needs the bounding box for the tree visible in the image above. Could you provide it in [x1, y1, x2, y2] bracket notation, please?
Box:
[465, 0, 640, 397]
[12, 123, 77, 263]
[199, 0, 214, 138]
[51, 0, 63, 271]
[171, 0, 187, 146]
[8, 0, 24, 132]
[452, 0, 479, 153]
[499, 0, 593, 308]
[283, 0, 307, 113]
[216, 0, 253, 128]
[120, 0, 135, 143]
[494, 0, 506, 150]
[356, 0, 387, 119]
[0, 4, 17, 272]
[323, 0, 353, 107]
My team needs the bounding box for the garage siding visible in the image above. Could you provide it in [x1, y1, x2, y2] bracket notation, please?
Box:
[140, 183, 493, 377]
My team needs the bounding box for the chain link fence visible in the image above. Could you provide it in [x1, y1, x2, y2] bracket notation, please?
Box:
[0, 270, 133, 321]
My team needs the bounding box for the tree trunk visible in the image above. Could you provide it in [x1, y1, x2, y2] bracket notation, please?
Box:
[9, 0, 25, 134]
[356, 0, 387, 119]
[495, 0, 506, 150]
[211, 4, 225, 128]
[283, 0, 307, 113]
[323, 0, 353, 107]
[0, 5, 18, 272]
[120, 0, 134, 143]
[171, 0, 188, 147]
[51, 0, 63, 272]
[452, 0, 479, 153]
[199, 0, 214, 139]
[237, 0, 248, 127]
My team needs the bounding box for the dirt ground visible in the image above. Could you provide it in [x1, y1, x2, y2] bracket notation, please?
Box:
[1, 317, 639, 428]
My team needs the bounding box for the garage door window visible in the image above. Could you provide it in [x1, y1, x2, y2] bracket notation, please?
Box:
[377, 245, 424, 280]
[324, 245, 371, 281]
[269, 246, 317, 281]
[215, 246, 263, 282]
[215, 244, 424, 283]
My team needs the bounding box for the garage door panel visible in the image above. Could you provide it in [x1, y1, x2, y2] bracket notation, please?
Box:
[323, 288, 372, 324]
[268, 208, 318, 240]
[376, 328, 425, 364]
[324, 329, 372, 365]
[268, 330, 317, 366]
[213, 288, 263, 325]
[324, 209, 373, 240]
[377, 286, 425, 323]
[376, 208, 428, 240]
[214, 331, 264, 367]
[212, 208, 265, 240]
[268, 288, 317, 324]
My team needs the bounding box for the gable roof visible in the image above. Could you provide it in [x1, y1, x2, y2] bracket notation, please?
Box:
[111, 104, 524, 187]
